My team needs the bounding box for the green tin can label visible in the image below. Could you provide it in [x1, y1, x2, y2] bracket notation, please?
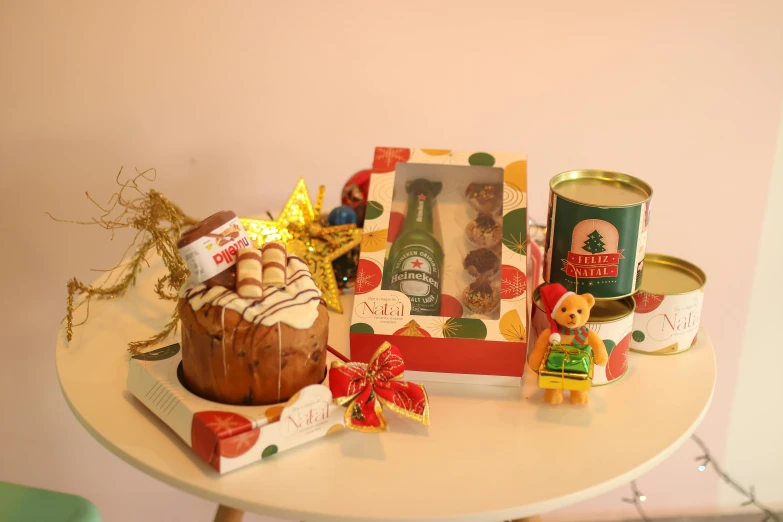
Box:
[543, 170, 653, 299]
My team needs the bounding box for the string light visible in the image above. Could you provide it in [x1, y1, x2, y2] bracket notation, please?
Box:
[622, 481, 652, 522]
[626, 435, 781, 522]
[692, 435, 779, 520]
[695, 450, 711, 472]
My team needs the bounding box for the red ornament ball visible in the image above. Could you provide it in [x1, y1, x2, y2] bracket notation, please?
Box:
[342, 169, 371, 206]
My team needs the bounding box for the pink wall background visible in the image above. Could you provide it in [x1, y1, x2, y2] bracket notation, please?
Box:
[1, 1, 782, 520]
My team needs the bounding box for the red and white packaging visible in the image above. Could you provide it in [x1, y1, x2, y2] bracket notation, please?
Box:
[179, 216, 251, 283]
[127, 343, 345, 474]
[349, 147, 529, 386]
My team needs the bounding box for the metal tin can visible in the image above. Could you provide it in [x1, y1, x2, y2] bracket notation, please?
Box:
[630, 254, 706, 355]
[529, 285, 635, 385]
[543, 170, 653, 299]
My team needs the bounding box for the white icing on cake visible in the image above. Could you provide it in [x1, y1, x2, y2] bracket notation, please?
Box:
[179, 255, 322, 330]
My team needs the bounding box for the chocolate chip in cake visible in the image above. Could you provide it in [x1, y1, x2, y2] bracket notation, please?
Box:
[311, 349, 321, 362]
[242, 388, 254, 405]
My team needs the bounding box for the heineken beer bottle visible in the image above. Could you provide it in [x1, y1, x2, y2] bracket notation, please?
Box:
[383, 179, 444, 315]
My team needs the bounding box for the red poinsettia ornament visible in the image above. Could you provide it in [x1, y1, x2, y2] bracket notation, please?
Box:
[329, 342, 430, 432]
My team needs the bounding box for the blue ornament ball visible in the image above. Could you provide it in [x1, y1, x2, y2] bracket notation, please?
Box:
[328, 205, 358, 226]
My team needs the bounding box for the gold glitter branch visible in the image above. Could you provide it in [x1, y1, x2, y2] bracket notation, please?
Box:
[48, 168, 198, 354]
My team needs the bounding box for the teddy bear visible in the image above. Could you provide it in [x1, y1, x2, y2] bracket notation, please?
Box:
[529, 283, 609, 405]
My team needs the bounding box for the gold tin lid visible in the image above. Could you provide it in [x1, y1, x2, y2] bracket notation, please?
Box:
[550, 170, 653, 207]
[533, 284, 635, 323]
[641, 254, 706, 295]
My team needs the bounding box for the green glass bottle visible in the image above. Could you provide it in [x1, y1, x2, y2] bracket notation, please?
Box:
[383, 179, 445, 316]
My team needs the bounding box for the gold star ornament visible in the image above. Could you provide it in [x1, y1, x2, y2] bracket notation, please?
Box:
[240, 178, 362, 313]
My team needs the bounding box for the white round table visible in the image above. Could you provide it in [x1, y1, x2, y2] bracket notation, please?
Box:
[56, 263, 715, 522]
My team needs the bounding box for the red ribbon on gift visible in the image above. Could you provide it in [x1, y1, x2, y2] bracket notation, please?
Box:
[329, 342, 430, 432]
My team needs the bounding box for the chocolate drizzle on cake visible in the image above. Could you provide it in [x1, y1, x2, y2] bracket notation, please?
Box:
[178, 216, 328, 406]
[180, 254, 322, 331]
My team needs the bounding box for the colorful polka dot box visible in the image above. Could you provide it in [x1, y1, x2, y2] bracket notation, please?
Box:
[126, 343, 345, 474]
[350, 147, 529, 386]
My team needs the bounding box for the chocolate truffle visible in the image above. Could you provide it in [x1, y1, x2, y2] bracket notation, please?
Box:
[462, 278, 500, 316]
[465, 183, 503, 214]
[465, 213, 502, 248]
[464, 247, 501, 278]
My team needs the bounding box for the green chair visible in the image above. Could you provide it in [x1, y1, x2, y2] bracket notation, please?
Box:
[0, 482, 101, 522]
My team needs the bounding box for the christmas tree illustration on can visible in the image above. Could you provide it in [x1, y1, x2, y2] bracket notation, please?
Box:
[563, 219, 623, 279]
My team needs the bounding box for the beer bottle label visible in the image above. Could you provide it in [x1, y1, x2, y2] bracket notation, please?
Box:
[388, 244, 442, 315]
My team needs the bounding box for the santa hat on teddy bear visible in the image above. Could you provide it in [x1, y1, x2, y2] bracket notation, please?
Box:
[540, 283, 574, 345]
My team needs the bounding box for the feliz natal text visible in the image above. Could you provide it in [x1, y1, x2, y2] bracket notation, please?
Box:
[564, 264, 619, 278]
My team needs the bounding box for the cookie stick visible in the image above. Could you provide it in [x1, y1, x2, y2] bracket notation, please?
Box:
[261, 242, 287, 288]
[236, 248, 264, 299]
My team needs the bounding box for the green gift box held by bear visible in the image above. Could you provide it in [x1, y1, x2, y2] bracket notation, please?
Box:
[529, 284, 609, 405]
[545, 343, 593, 375]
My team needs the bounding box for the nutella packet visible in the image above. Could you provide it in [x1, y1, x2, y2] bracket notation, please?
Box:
[178, 211, 252, 284]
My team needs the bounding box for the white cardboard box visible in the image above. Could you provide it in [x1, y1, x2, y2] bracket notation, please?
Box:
[127, 343, 345, 474]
